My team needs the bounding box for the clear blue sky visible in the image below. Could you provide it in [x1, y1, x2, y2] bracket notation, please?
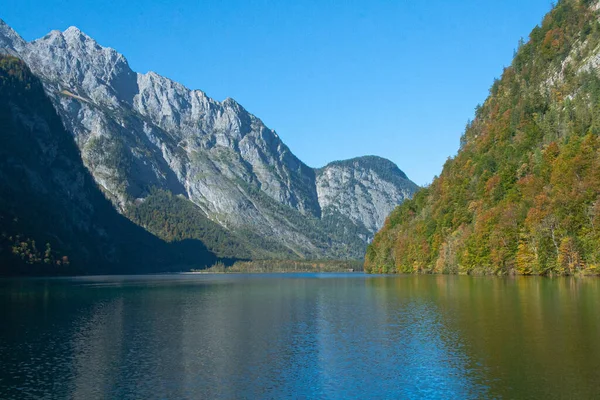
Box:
[3, 0, 553, 185]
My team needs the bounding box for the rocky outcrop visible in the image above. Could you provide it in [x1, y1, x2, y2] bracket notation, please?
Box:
[0, 20, 418, 258]
[316, 156, 419, 235]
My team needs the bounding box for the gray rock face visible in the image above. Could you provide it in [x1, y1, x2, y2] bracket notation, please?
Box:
[0, 20, 418, 258]
[0, 20, 24, 55]
[316, 156, 419, 235]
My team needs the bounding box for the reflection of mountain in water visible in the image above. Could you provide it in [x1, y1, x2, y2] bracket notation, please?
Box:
[1, 275, 599, 399]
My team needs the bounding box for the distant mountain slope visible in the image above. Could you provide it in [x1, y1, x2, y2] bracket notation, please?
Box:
[366, 0, 600, 275]
[317, 156, 418, 236]
[0, 20, 417, 259]
[0, 55, 218, 275]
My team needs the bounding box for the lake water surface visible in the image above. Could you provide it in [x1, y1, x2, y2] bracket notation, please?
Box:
[0, 273, 598, 399]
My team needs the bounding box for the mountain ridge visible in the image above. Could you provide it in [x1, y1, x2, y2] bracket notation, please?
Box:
[0, 19, 417, 260]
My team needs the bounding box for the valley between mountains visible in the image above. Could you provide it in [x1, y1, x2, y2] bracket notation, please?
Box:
[8, 0, 599, 277]
[0, 20, 417, 274]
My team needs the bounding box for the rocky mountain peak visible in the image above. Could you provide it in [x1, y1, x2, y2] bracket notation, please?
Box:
[316, 156, 418, 235]
[320, 155, 410, 180]
[0, 19, 418, 259]
[0, 19, 25, 52]
[223, 97, 241, 107]
[59, 26, 119, 57]
[23, 25, 138, 106]
[63, 25, 86, 38]
[61, 26, 109, 50]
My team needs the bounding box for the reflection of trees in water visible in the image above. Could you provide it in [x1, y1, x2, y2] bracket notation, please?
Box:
[365, 276, 600, 399]
[363, 275, 490, 398]
[1, 276, 599, 399]
[0, 280, 124, 398]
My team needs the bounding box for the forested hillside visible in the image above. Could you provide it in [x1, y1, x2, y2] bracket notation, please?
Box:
[366, 0, 600, 275]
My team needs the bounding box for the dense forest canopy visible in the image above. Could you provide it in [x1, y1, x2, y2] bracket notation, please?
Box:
[366, 0, 600, 275]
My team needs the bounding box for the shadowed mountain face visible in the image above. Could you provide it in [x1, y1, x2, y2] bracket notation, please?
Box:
[0, 55, 218, 275]
[0, 20, 417, 260]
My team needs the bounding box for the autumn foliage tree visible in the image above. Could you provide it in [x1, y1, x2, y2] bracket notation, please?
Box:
[366, 0, 600, 276]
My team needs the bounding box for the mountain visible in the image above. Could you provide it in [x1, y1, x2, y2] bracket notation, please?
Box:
[366, 0, 600, 275]
[317, 156, 417, 236]
[0, 55, 218, 275]
[0, 20, 417, 261]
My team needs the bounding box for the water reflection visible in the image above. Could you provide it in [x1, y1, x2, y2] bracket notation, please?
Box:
[0, 274, 598, 399]
[363, 276, 489, 398]
[363, 275, 600, 399]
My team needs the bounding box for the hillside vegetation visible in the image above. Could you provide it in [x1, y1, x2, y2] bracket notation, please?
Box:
[125, 189, 293, 260]
[366, 0, 600, 276]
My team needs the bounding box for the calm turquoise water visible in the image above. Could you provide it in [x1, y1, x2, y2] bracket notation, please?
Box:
[0, 273, 598, 399]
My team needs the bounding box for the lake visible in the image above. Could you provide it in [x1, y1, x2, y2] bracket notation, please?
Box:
[0, 273, 598, 399]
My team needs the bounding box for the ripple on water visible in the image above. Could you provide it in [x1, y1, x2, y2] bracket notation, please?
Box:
[0, 274, 599, 399]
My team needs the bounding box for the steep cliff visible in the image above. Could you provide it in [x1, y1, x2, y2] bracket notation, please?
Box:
[317, 156, 418, 236]
[0, 20, 417, 259]
[0, 55, 217, 274]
